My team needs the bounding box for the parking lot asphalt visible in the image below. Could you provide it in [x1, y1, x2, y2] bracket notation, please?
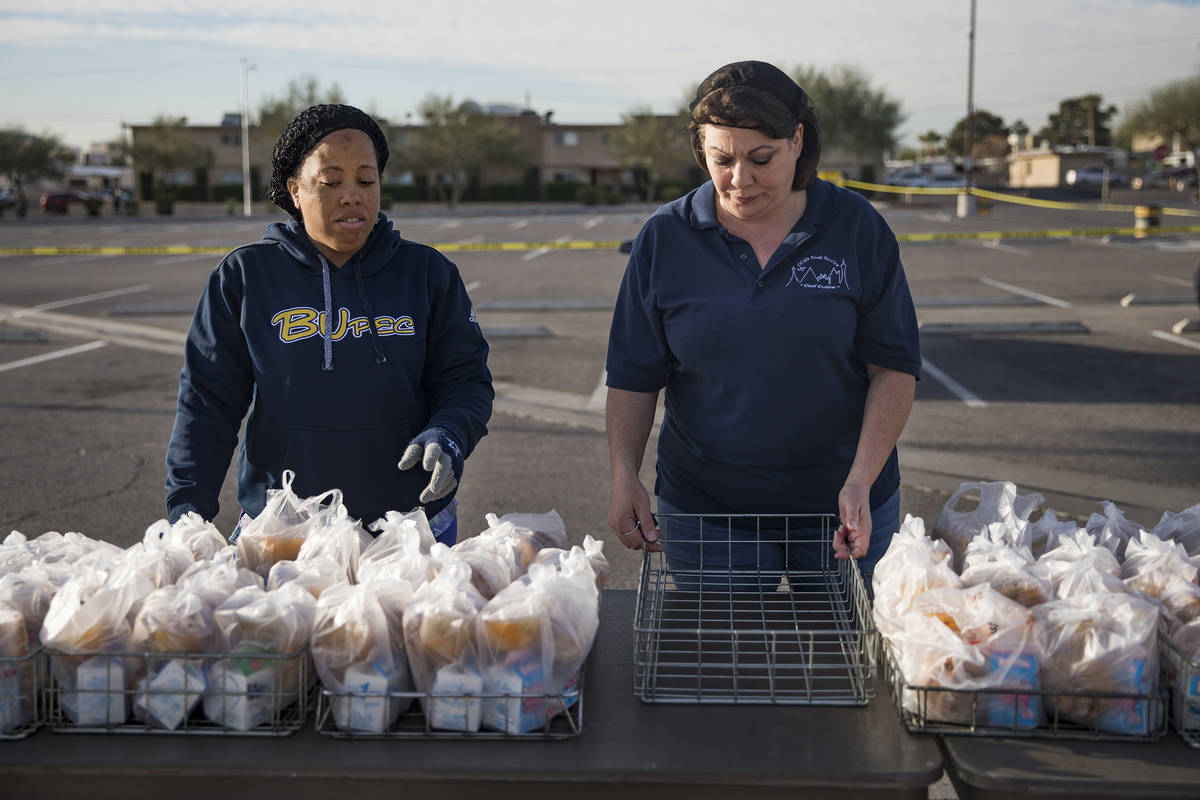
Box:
[1, 196, 1198, 589]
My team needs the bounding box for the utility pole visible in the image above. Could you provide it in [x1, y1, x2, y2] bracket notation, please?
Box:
[240, 58, 256, 219]
[958, 0, 978, 218]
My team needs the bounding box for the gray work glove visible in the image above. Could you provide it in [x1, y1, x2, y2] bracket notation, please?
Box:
[397, 426, 464, 504]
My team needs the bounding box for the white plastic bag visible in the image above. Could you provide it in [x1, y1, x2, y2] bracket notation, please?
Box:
[235, 470, 343, 579]
[1085, 501, 1145, 561]
[872, 515, 963, 637]
[933, 482, 1043, 571]
[1152, 501, 1200, 557]
[311, 582, 413, 733]
[267, 557, 347, 599]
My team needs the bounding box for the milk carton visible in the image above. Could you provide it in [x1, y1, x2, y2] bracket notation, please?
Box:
[65, 656, 127, 726]
[482, 653, 549, 734]
[425, 665, 482, 732]
[333, 663, 407, 733]
[203, 658, 278, 732]
[135, 659, 206, 730]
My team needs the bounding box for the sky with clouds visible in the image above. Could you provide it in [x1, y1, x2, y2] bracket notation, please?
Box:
[2, 0, 1199, 152]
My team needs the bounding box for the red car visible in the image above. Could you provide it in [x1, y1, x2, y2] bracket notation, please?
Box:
[39, 190, 93, 214]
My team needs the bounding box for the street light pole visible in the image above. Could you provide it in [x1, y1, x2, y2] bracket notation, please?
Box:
[240, 58, 255, 219]
[959, 0, 977, 218]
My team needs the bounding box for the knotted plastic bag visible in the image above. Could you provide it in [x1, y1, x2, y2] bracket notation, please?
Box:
[236, 470, 344, 579]
[933, 482, 1043, 572]
[872, 515, 962, 638]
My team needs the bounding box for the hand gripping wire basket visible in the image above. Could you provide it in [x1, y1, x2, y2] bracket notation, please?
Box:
[45, 648, 315, 735]
[633, 513, 876, 705]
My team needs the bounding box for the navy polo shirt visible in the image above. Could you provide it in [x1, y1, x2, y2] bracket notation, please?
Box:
[606, 178, 921, 516]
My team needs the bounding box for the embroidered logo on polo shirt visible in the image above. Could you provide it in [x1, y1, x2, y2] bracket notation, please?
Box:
[786, 255, 849, 290]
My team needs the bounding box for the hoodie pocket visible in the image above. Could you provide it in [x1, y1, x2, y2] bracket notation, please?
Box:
[282, 422, 426, 525]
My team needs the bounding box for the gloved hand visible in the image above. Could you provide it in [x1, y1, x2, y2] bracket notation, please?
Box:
[397, 427, 464, 505]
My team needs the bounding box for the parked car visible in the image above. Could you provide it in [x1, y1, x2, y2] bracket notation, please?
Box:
[924, 174, 965, 189]
[0, 187, 15, 210]
[1065, 166, 1128, 188]
[1131, 166, 1197, 192]
[39, 190, 94, 214]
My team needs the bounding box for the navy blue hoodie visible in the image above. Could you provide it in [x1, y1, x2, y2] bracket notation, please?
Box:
[165, 213, 493, 526]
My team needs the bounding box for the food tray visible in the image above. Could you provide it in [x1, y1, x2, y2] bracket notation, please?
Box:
[882, 639, 1166, 741]
[314, 667, 584, 739]
[45, 648, 315, 735]
[1160, 631, 1200, 748]
[634, 513, 876, 705]
[0, 648, 44, 740]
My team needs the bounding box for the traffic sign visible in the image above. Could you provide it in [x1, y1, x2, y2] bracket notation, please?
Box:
[1154, 144, 1170, 160]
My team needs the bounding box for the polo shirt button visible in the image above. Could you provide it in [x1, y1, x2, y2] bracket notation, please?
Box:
[739, 254, 748, 260]
[756, 280, 764, 287]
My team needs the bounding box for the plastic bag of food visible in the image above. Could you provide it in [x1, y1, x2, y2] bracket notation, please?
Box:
[890, 585, 1040, 728]
[40, 565, 156, 726]
[1053, 561, 1127, 599]
[449, 538, 515, 600]
[1085, 501, 1145, 562]
[0, 533, 37, 576]
[1152, 501, 1200, 558]
[481, 514, 548, 573]
[1033, 592, 1160, 734]
[311, 582, 413, 733]
[205, 582, 316, 731]
[129, 586, 214, 730]
[369, 509, 435, 554]
[357, 516, 435, 586]
[476, 573, 554, 733]
[530, 535, 610, 590]
[296, 506, 373, 583]
[0, 567, 55, 646]
[267, 557, 347, 599]
[402, 562, 486, 731]
[1028, 509, 1083, 560]
[1038, 530, 1122, 599]
[176, 554, 263, 609]
[933, 482, 1044, 572]
[961, 530, 1052, 609]
[1121, 531, 1200, 632]
[0, 603, 34, 733]
[236, 470, 342, 579]
[145, 513, 227, 563]
[872, 515, 963, 637]
[491, 510, 569, 552]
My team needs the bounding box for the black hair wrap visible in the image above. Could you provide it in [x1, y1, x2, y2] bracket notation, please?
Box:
[267, 104, 389, 221]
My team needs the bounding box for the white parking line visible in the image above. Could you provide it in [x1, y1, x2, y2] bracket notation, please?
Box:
[921, 358, 986, 408]
[509, 219, 529, 230]
[521, 247, 550, 261]
[0, 340, 107, 373]
[581, 215, 604, 230]
[464, 281, 483, 292]
[1151, 330, 1200, 352]
[1156, 274, 1195, 288]
[979, 277, 1072, 308]
[0, 285, 151, 322]
[28, 254, 114, 268]
[982, 240, 1031, 256]
[454, 235, 484, 245]
[436, 220, 462, 230]
[587, 369, 608, 410]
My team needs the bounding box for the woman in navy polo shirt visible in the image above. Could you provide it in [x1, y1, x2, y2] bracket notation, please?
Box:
[605, 61, 920, 584]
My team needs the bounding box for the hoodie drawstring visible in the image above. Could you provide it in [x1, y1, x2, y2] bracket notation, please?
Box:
[316, 252, 388, 371]
[318, 255, 335, 372]
[354, 263, 388, 365]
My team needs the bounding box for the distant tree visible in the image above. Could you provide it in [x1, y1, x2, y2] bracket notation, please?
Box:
[1115, 72, 1200, 151]
[946, 110, 1008, 156]
[608, 105, 688, 201]
[120, 115, 211, 214]
[917, 130, 943, 158]
[1037, 94, 1117, 148]
[394, 95, 526, 208]
[0, 128, 73, 217]
[792, 64, 905, 157]
[257, 76, 347, 147]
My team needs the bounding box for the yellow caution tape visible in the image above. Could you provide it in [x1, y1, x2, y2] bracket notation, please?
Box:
[896, 225, 1200, 243]
[836, 177, 1200, 217]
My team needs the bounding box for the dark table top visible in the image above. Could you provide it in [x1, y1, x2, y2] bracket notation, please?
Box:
[941, 725, 1200, 800]
[0, 590, 944, 800]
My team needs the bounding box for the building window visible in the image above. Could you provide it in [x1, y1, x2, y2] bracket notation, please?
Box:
[553, 131, 579, 147]
[220, 133, 242, 147]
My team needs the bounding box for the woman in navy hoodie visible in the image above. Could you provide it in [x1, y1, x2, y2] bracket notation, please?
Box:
[165, 104, 493, 545]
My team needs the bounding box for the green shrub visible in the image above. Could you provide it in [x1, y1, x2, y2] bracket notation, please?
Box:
[381, 184, 417, 204]
[480, 183, 524, 202]
[576, 185, 600, 205]
[544, 181, 583, 202]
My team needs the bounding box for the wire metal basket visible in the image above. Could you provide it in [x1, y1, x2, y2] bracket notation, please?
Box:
[314, 667, 584, 739]
[45, 648, 314, 735]
[1, 648, 43, 740]
[1160, 631, 1200, 748]
[882, 638, 1167, 741]
[633, 512, 876, 705]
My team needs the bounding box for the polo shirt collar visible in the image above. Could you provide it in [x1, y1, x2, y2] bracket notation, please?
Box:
[687, 177, 841, 232]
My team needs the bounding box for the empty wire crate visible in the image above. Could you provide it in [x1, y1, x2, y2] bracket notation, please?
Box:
[633, 512, 875, 705]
